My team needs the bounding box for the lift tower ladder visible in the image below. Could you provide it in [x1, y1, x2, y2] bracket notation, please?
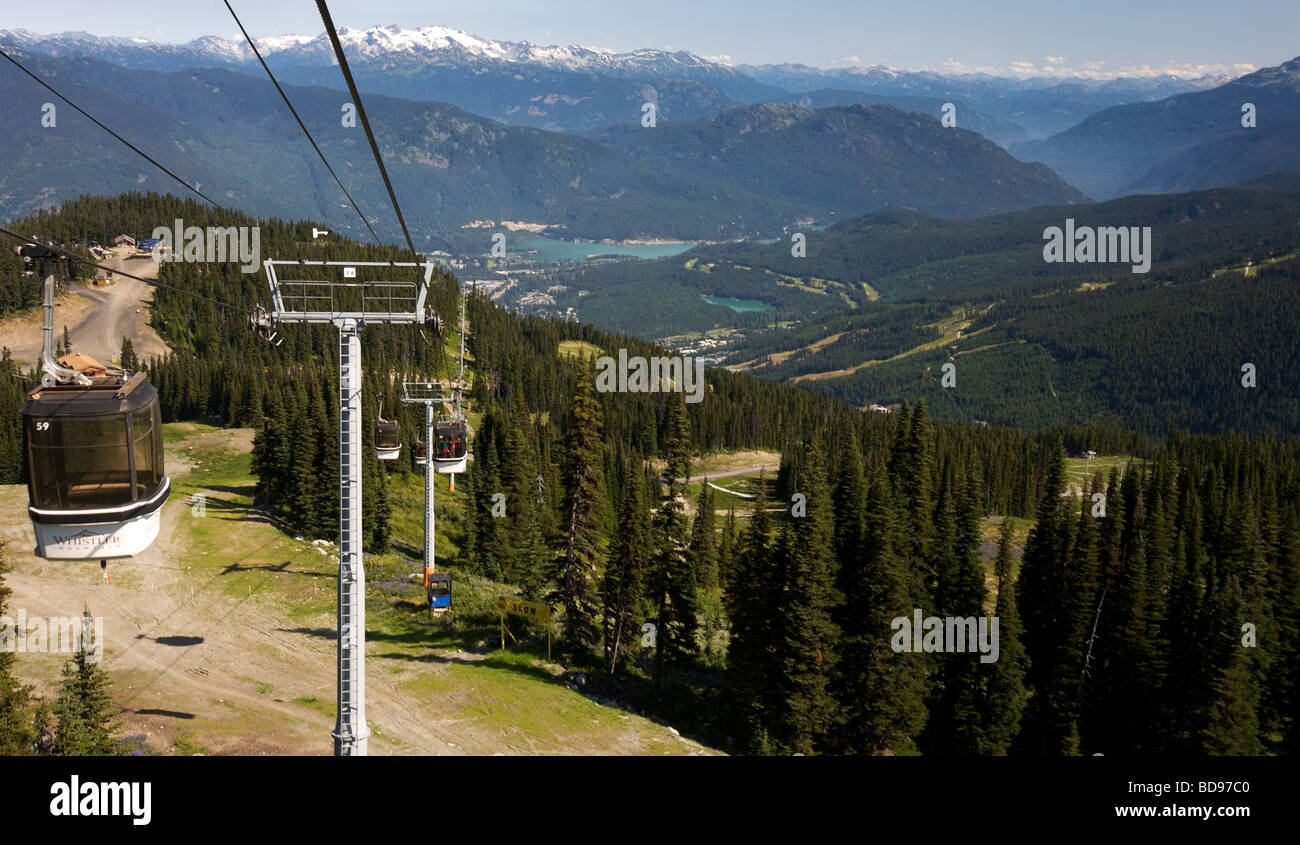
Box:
[264, 258, 436, 756]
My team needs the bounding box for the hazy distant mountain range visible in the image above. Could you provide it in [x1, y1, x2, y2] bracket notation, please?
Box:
[0, 47, 1084, 243]
[735, 62, 1232, 137]
[2, 25, 1297, 243]
[1012, 57, 1300, 197]
[0, 26, 1232, 139]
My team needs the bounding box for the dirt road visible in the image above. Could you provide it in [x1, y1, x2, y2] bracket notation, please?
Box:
[0, 247, 170, 367]
[0, 426, 714, 756]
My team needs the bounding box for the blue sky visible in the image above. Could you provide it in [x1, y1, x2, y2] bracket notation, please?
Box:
[1, 0, 1294, 76]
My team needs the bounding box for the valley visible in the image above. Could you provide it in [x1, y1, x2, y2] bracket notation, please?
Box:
[0, 5, 1296, 774]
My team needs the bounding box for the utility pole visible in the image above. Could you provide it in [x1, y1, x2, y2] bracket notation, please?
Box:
[264, 258, 436, 756]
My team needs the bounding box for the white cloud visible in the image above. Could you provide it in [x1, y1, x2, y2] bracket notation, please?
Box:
[925, 55, 1248, 80]
[938, 57, 1006, 75]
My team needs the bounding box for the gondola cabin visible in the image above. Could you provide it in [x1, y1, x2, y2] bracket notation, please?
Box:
[427, 571, 452, 611]
[21, 372, 170, 560]
[433, 419, 468, 474]
[413, 441, 427, 466]
[375, 418, 401, 461]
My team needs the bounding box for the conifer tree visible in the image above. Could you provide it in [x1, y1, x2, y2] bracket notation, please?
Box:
[926, 460, 989, 754]
[718, 507, 738, 596]
[724, 478, 779, 753]
[554, 360, 605, 661]
[980, 517, 1029, 755]
[603, 466, 648, 673]
[652, 395, 700, 676]
[514, 493, 552, 603]
[773, 445, 840, 754]
[1199, 574, 1264, 755]
[689, 482, 718, 593]
[52, 612, 119, 756]
[832, 434, 866, 567]
[835, 464, 929, 755]
[119, 336, 138, 371]
[1017, 443, 1083, 754]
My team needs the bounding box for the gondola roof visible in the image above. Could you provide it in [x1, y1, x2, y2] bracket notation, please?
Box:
[22, 372, 157, 417]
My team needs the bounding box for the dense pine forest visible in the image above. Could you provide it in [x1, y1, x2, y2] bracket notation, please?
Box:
[1, 192, 1296, 755]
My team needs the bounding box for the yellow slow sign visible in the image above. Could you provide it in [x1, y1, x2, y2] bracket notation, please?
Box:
[497, 595, 551, 622]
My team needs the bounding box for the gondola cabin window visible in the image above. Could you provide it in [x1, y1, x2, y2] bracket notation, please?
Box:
[26, 414, 136, 510]
[133, 405, 164, 499]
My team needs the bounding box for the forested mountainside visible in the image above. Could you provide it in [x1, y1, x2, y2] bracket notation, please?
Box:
[2, 192, 1296, 755]
[567, 175, 1300, 436]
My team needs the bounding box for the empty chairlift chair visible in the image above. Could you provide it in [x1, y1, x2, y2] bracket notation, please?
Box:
[22, 371, 170, 559]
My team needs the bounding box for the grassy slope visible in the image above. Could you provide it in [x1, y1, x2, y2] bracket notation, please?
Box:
[0, 422, 714, 756]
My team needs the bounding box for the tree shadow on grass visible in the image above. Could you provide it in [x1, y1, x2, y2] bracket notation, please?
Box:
[135, 708, 196, 719]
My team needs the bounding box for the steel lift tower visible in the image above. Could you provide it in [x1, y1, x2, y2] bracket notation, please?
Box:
[264, 258, 437, 756]
[401, 286, 467, 589]
[401, 379, 457, 586]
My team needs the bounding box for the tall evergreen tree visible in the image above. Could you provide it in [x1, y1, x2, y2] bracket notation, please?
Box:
[980, 517, 1030, 754]
[652, 395, 700, 676]
[514, 493, 552, 603]
[772, 445, 840, 754]
[925, 460, 989, 755]
[554, 361, 605, 661]
[1017, 443, 1083, 754]
[718, 507, 738, 597]
[832, 433, 867, 566]
[724, 478, 780, 753]
[603, 466, 648, 673]
[52, 612, 119, 756]
[835, 464, 929, 755]
[689, 482, 719, 593]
